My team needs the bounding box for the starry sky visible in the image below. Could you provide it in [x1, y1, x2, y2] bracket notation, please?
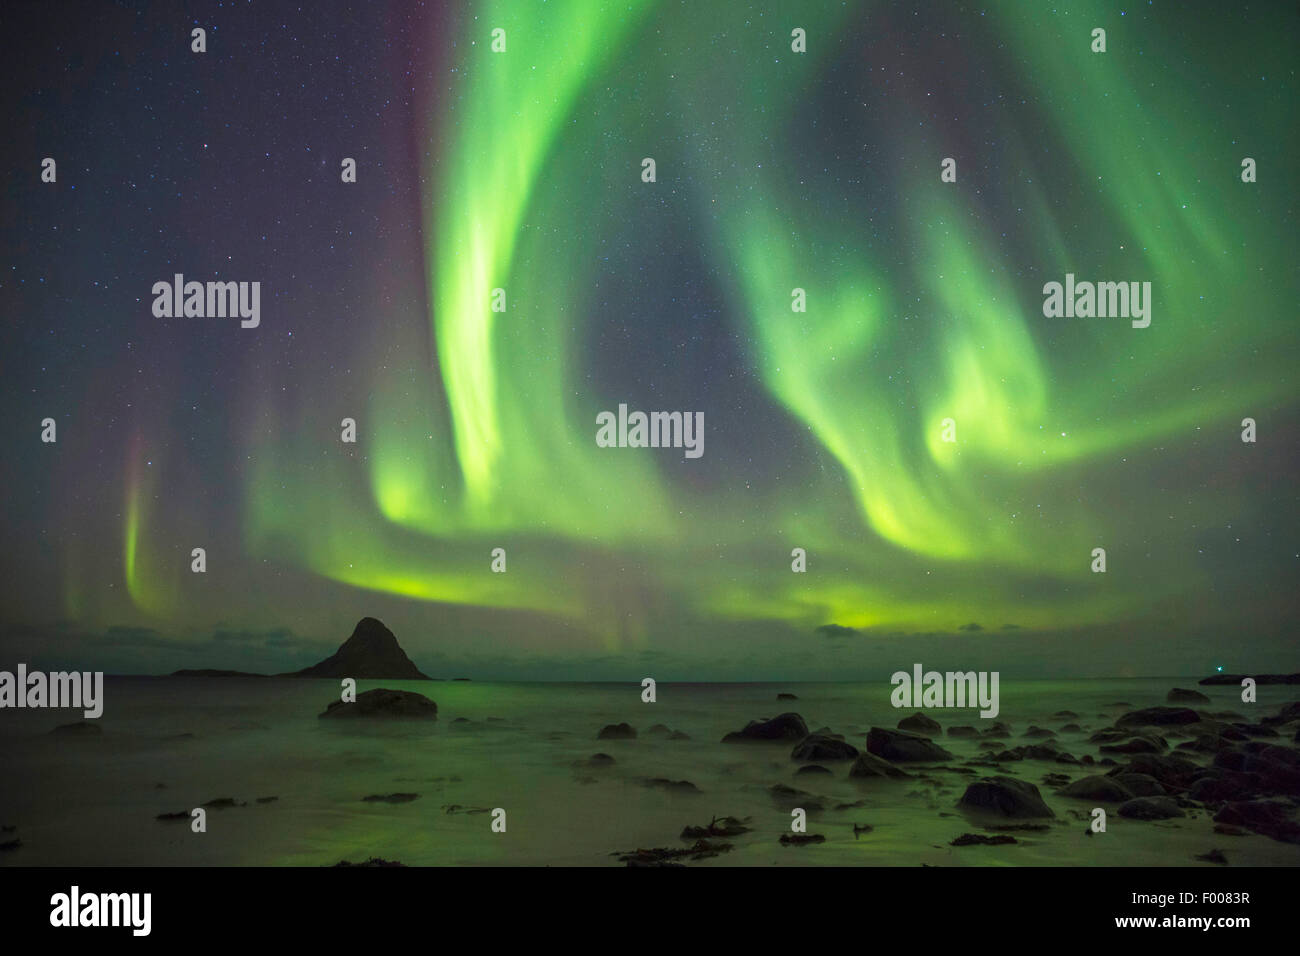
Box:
[2, 0, 1297, 680]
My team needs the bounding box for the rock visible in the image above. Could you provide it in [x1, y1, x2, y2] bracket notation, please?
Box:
[1168, 688, 1211, 704]
[722, 712, 809, 743]
[50, 721, 101, 735]
[1022, 726, 1056, 738]
[319, 688, 438, 719]
[1212, 801, 1300, 843]
[1060, 775, 1133, 802]
[585, 753, 616, 767]
[1117, 797, 1184, 820]
[333, 857, 406, 867]
[865, 727, 954, 762]
[898, 712, 942, 736]
[792, 733, 859, 762]
[848, 752, 911, 780]
[1195, 849, 1228, 865]
[681, 816, 750, 839]
[1060, 723, 1083, 733]
[1099, 735, 1166, 755]
[1089, 728, 1130, 744]
[796, 764, 833, 776]
[669, 730, 691, 741]
[645, 724, 673, 738]
[597, 723, 637, 740]
[255, 796, 278, 804]
[1114, 773, 1166, 797]
[769, 784, 823, 811]
[290, 617, 429, 680]
[362, 793, 419, 803]
[947, 726, 980, 738]
[957, 776, 1055, 818]
[950, 833, 1018, 846]
[777, 693, 798, 700]
[779, 833, 825, 846]
[202, 797, 244, 809]
[1188, 774, 1255, 804]
[638, 778, 700, 795]
[155, 811, 189, 822]
[1116, 707, 1201, 729]
[615, 840, 732, 866]
[981, 722, 1012, 738]
[1114, 753, 1199, 789]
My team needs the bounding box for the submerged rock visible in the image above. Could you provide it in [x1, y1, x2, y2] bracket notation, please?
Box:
[681, 816, 750, 839]
[597, 723, 637, 740]
[319, 688, 438, 719]
[1167, 688, 1211, 704]
[333, 857, 406, 867]
[779, 833, 825, 846]
[362, 793, 419, 804]
[950, 833, 1018, 846]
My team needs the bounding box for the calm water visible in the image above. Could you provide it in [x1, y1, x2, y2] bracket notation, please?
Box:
[1, 677, 1297, 866]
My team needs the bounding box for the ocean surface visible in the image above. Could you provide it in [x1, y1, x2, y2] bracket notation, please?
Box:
[1, 677, 1297, 866]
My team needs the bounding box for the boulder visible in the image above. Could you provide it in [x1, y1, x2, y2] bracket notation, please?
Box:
[792, 733, 859, 762]
[1060, 775, 1133, 802]
[1118, 796, 1185, 820]
[865, 727, 954, 762]
[1116, 707, 1201, 729]
[597, 723, 637, 740]
[848, 752, 911, 780]
[722, 713, 809, 743]
[957, 776, 1055, 818]
[319, 688, 437, 719]
[1114, 773, 1166, 797]
[897, 712, 942, 736]
[1167, 688, 1211, 704]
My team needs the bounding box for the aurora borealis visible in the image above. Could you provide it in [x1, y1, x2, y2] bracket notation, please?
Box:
[2, 0, 1296, 679]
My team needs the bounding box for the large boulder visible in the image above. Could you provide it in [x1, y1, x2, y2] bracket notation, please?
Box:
[319, 688, 437, 719]
[792, 733, 859, 762]
[897, 712, 942, 736]
[865, 727, 954, 762]
[1167, 688, 1211, 704]
[1060, 775, 1133, 802]
[848, 752, 911, 780]
[957, 776, 1055, 818]
[722, 713, 809, 743]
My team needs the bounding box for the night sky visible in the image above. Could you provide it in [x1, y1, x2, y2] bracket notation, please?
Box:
[2, 1, 1297, 680]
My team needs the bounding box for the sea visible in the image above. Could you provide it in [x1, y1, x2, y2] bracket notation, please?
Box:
[1, 677, 1297, 866]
